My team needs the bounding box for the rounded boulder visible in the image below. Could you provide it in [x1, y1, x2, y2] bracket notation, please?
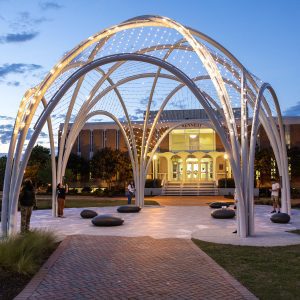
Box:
[80, 209, 98, 219]
[270, 213, 290, 224]
[92, 214, 124, 226]
[209, 202, 230, 209]
[211, 208, 235, 219]
[117, 205, 141, 213]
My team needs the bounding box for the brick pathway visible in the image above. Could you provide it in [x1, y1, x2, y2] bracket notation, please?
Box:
[16, 235, 256, 300]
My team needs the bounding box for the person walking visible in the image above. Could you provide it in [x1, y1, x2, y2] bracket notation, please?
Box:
[270, 179, 281, 213]
[127, 180, 135, 205]
[19, 179, 36, 233]
[57, 183, 68, 217]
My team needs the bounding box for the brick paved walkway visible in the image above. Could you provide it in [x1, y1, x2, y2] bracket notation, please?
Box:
[16, 235, 256, 300]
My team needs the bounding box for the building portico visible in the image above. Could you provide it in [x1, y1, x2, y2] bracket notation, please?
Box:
[151, 151, 231, 184]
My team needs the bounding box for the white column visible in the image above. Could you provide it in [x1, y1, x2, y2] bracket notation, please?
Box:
[212, 155, 217, 181]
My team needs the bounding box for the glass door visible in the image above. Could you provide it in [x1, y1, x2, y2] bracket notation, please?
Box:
[200, 162, 208, 180]
[187, 162, 199, 180]
[172, 161, 182, 181]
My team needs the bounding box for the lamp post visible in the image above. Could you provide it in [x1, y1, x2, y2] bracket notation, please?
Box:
[224, 153, 228, 189]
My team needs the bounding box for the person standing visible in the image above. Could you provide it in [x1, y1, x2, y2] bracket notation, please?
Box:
[19, 179, 36, 233]
[127, 181, 135, 205]
[232, 188, 238, 234]
[270, 179, 281, 213]
[57, 183, 68, 217]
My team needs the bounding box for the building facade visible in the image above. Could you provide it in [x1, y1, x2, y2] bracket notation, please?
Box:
[65, 112, 300, 187]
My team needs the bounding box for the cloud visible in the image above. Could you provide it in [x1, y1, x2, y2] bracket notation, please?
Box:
[0, 63, 43, 79]
[0, 124, 48, 144]
[284, 102, 300, 116]
[6, 81, 20, 86]
[134, 108, 144, 115]
[0, 31, 39, 43]
[39, 1, 63, 10]
[0, 115, 14, 121]
[0, 124, 13, 144]
[0, 124, 13, 130]
[8, 12, 49, 31]
[18, 11, 49, 25]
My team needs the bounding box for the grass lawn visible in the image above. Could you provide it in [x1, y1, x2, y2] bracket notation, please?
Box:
[193, 239, 300, 300]
[35, 198, 159, 210]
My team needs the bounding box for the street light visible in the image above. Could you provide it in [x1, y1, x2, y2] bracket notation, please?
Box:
[224, 153, 228, 189]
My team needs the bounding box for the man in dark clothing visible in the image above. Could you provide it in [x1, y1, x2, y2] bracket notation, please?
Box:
[19, 179, 36, 233]
[57, 183, 68, 217]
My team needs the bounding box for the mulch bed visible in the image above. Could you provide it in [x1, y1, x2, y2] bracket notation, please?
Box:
[0, 241, 60, 300]
[0, 268, 31, 300]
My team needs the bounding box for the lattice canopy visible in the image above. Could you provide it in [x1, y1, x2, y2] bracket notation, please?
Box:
[1, 15, 290, 237]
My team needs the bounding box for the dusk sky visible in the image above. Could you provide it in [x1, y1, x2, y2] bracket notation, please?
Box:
[0, 0, 300, 153]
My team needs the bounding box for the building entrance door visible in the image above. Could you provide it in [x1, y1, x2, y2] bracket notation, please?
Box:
[200, 162, 209, 180]
[200, 156, 213, 180]
[171, 156, 182, 181]
[186, 159, 199, 180]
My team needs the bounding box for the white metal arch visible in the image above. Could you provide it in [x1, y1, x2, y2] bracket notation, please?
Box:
[1, 16, 290, 239]
[4, 54, 244, 236]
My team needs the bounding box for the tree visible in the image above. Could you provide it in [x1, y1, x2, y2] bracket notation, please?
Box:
[115, 150, 133, 185]
[0, 156, 7, 191]
[66, 153, 90, 181]
[25, 145, 51, 187]
[254, 147, 278, 186]
[36, 160, 52, 186]
[90, 148, 132, 189]
[91, 148, 118, 189]
[64, 168, 76, 183]
[287, 147, 300, 179]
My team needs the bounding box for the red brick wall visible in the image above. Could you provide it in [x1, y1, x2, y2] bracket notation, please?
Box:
[119, 132, 128, 151]
[290, 124, 300, 147]
[106, 129, 116, 149]
[93, 129, 103, 153]
[160, 135, 169, 152]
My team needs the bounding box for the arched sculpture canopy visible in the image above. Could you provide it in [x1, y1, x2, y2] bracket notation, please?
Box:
[1, 15, 290, 238]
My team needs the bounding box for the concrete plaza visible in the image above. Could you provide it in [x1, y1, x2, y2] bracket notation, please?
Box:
[19, 204, 300, 246]
[6, 203, 299, 299]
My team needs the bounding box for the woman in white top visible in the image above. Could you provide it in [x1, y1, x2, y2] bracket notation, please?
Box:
[270, 179, 280, 213]
[127, 181, 135, 204]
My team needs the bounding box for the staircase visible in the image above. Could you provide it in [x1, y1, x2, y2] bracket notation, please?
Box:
[162, 181, 218, 196]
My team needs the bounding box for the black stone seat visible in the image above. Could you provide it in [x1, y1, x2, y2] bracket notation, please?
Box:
[270, 212, 290, 224]
[117, 205, 141, 213]
[211, 208, 236, 219]
[92, 214, 124, 226]
[80, 209, 98, 219]
[209, 202, 230, 209]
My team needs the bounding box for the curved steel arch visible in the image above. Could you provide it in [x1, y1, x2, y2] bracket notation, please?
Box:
[5, 53, 244, 236]
[59, 74, 227, 200]
[1, 15, 290, 239]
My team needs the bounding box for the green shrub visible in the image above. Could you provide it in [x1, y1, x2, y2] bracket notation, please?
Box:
[259, 187, 271, 197]
[93, 188, 104, 196]
[0, 230, 57, 275]
[68, 188, 78, 195]
[218, 178, 235, 188]
[291, 187, 300, 199]
[145, 179, 162, 188]
[81, 186, 92, 193]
